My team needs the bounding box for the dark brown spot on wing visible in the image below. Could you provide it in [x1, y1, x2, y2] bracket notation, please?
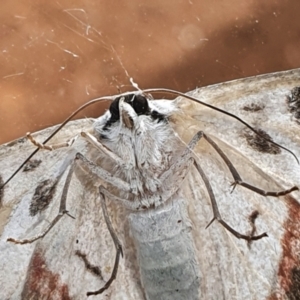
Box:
[21, 251, 71, 299]
[23, 159, 42, 172]
[268, 195, 300, 300]
[5, 136, 26, 148]
[0, 175, 4, 206]
[243, 128, 281, 154]
[247, 210, 259, 248]
[30, 178, 59, 216]
[287, 86, 300, 124]
[75, 250, 103, 279]
[242, 103, 265, 112]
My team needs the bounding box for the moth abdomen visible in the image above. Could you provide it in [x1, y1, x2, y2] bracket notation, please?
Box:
[129, 196, 200, 300]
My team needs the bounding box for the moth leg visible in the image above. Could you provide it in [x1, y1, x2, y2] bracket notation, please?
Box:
[161, 131, 268, 240]
[156, 135, 267, 241]
[97, 155, 266, 241]
[203, 134, 298, 196]
[80, 132, 127, 167]
[7, 161, 76, 244]
[193, 160, 268, 241]
[80, 129, 193, 185]
[75, 153, 135, 194]
[87, 186, 123, 296]
[159, 131, 204, 183]
[99, 158, 195, 210]
[26, 132, 79, 150]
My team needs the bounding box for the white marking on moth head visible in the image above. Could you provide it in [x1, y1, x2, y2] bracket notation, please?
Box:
[119, 97, 137, 130]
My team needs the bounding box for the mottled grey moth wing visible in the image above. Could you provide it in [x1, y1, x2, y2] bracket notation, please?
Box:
[0, 68, 300, 300]
[174, 68, 300, 299]
[0, 118, 144, 299]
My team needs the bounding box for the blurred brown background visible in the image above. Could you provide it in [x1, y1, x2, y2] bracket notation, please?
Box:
[1, 0, 300, 144]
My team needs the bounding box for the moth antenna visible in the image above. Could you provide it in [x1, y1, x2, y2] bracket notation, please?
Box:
[143, 88, 299, 164]
[1, 89, 164, 188]
[1, 92, 131, 188]
[2, 87, 298, 190]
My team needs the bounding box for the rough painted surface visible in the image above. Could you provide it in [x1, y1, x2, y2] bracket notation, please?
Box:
[0, 69, 300, 299]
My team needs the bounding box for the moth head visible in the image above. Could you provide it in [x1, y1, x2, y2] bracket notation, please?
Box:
[94, 93, 176, 140]
[118, 94, 149, 129]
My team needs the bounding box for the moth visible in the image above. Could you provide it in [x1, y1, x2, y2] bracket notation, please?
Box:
[0, 69, 300, 300]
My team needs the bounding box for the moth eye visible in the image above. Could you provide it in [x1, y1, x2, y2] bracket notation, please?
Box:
[109, 98, 121, 121]
[131, 95, 149, 115]
[109, 94, 150, 119]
